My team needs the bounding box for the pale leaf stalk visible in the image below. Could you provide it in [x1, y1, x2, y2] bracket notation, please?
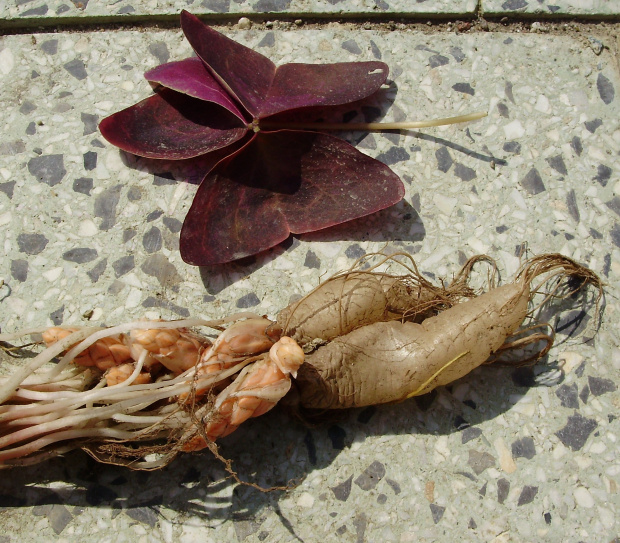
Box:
[259, 111, 487, 132]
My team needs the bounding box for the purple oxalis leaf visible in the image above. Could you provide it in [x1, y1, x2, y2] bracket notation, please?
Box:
[99, 88, 248, 160]
[180, 131, 404, 266]
[145, 58, 246, 122]
[100, 10, 406, 266]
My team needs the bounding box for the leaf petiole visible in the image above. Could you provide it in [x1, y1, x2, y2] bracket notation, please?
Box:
[258, 111, 487, 132]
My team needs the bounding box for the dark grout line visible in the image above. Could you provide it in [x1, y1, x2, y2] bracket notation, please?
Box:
[0, 12, 619, 36]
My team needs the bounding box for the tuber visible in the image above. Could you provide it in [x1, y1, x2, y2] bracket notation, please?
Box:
[0, 253, 602, 469]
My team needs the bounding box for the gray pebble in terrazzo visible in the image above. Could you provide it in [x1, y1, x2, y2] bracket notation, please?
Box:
[597, 73, 615, 104]
[584, 118, 603, 133]
[331, 476, 353, 502]
[468, 518, 477, 529]
[606, 196, 620, 217]
[94, 185, 121, 231]
[81, 113, 98, 135]
[566, 190, 580, 222]
[520, 167, 545, 195]
[203, 0, 230, 12]
[517, 485, 538, 506]
[11, 259, 28, 282]
[587, 376, 617, 396]
[143, 226, 163, 253]
[555, 383, 579, 408]
[127, 186, 142, 201]
[63, 248, 98, 263]
[153, 172, 175, 186]
[504, 81, 515, 103]
[236, 292, 260, 308]
[147, 42, 170, 64]
[304, 249, 320, 269]
[48, 504, 73, 535]
[385, 478, 401, 494]
[40, 39, 58, 55]
[21, 5, 48, 16]
[370, 40, 381, 60]
[611, 223, 620, 248]
[146, 210, 163, 222]
[570, 135, 583, 156]
[50, 305, 64, 325]
[257, 32, 275, 48]
[126, 507, 159, 528]
[375, 0, 389, 10]
[234, 519, 260, 541]
[590, 227, 603, 239]
[341, 39, 362, 55]
[376, 146, 410, 166]
[383, 132, 400, 145]
[141, 254, 181, 287]
[0, 181, 16, 198]
[502, 0, 528, 9]
[452, 82, 474, 95]
[354, 460, 385, 490]
[28, 154, 66, 186]
[454, 163, 476, 181]
[580, 384, 590, 404]
[546, 155, 567, 176]
[63, 58, 87, 80]
[511, 437, 536, 459]
[17, 232, 48, 255]
[430, 504, 445, 524]
[254, 0, 292, 10]
[83, 151, 97, 171]
[428, 54, 449, 68]
[436, 147, 453, 172]
[345, 244, 365, 259]
[112, 255, 135, 277]
[461, 426, 482, 444]
[25, 121, 36, 135]
[123, 228, 136, 242]
[142, 297, 190, 317]
[603, 253, 612, 276]
[555, 413, 597, 451]
[0, 141, 25, 155]
[497, 478, 510, 504]
[594, 164, 612, 186]
[449, 46, 465, 62]
[456, 471, 477, 481]
[87, 258, 107, 283]
[162, 217, 182, 233]
[503, 141, 520, 153]
[497, 102, 509, 118]
[468, 449, 495, 475]
[117, 5, 135, 14]
[479, 482, 487, 496]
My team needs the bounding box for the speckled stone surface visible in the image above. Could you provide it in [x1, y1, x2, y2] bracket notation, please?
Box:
[0, 19, 619, 543]
[482, 0, 620, 17]
[0, 0, 478, 28]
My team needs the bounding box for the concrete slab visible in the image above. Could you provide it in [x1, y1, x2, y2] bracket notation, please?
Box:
[0, 23, 619, 542]
[482, 0, 620, 18]
[1, 1, 478, 29]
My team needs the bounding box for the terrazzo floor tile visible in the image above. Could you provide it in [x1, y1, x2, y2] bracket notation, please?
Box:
[482, 0, 620, 18]
[0, 0, 478, 29]
[0, 21, 619, 542]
